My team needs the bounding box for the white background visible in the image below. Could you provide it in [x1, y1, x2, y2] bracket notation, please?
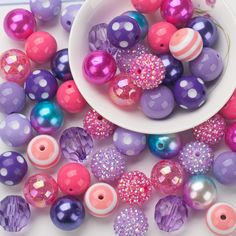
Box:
[0, 1, 236, 236]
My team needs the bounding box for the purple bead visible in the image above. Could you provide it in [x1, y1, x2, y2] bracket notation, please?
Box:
[107, 15, 142, 49]
[154, 195, 188, 232]
[0, 82, 26, 114]
[213, 151, 236, 185]
[0, 195, 31, 232]
[25, 69, 58, 101]
[174, 76, 207, 110]
[140, 85, 175, 119]
[59, 127, 93, 165]
[0, 113, 32, 147]
[189, 48, 223, 82]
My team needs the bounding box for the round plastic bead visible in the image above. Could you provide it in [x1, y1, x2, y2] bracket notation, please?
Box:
[57, 163, 91, 196]
[84, 183, 118, 218]
[131, 0, 161, 13]
[220, 90, 236, 120]
[23, 173, 58, 208]
[27, 135, 60, 169]
[0, 151, 28, 186]
[225, 122, 236, 151]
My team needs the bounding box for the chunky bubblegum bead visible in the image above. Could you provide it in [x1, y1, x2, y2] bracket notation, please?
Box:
[118, 171, 152, 206]
[225, 122, 236, 151]
[220, 90, 236, 120]
[23, 173, 58, 208]
[131, 0, 161, 13]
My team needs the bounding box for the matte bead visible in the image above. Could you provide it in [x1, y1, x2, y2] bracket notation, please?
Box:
[131, 0, 161, 13]
[220, 90, 236, 120]
[225, 123, 236, 151]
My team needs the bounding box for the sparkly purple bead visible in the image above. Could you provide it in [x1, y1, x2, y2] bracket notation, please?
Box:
[0, 195, 31, 232]
[59, 127, 93, 165]
[114, 207, 149, 236]
[0, 82, 26, 114]
[154, 195, 188, 232]
[140, 85, 175, 119]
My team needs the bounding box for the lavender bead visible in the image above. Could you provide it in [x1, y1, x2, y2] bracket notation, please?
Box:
[0, 82, 26, 114]
[154, 195, 188, 232]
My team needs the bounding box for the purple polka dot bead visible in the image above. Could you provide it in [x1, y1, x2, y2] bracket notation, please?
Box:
[0, 151, 28, 186]
[174, 76, 207, 110]
[25, 69, 58, 101]
[0, 82, 26, 114]
[0, 114, 32, 147]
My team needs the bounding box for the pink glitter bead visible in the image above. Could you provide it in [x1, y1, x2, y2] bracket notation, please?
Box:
[83, 109, 116, 140]
[118, 171, 152, 206]
[130, 54, 165, 90]
[193, 114, 226, 146]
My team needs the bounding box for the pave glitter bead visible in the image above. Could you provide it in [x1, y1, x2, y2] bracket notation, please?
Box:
[0, 195, 31, 232]
[114, 207, 149, 236]
[178, 141, 214, 175]
[118, 171, 152, 206]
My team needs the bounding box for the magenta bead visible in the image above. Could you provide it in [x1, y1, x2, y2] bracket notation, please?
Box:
[225, 123, 236, 152]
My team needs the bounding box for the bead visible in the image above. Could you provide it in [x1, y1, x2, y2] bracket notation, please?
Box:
[131, 0, 161, 13]
[148, 22, 177, 54]
[30, 101, 64, 134]
[225, 123, 236, 151]
[118, 171, 152, 206]
[25, 31, 57, 64]
[0, 195, 31, 232]
[30, 0, 61, 22]
[0, 151, 28, 186]
[27, 135, 60, 169]
[25, 69, 58, 101]
[4, 9, 36, 41]
[154, 195, 188, 232]
[57, 163, 91, 196]
[140, 86, 175, 119]
[91, 146, 126, 184]
[114, 207, 149, 236]
[0, 113, 32, 147]
[83, 109, 116, 140]
[0, 49, 31, 84]
[174, 76, 207, 110]
[84, 183, 118, 218]
[213, 151, 236, 185]
[193, 114, 226, 145]
[220, 90, 236, 120]
[184, 175, 217, 210]
[23, 173, 58, 208]
[178, 141, 214, 175]
[83, 51, 117, 84]
[0, 82, 26, 114]
[206, 203, 236, 236]
[131, 54, 165, 90]
[50, 196, 85, 231]
[107, 15, 141, 49]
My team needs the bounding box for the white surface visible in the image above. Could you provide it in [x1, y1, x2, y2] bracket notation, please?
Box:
[0, 1, 236, 236]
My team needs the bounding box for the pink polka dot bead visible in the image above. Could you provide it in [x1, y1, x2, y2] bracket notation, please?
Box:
[84, 183, 118, 218]
[131, 0, 162, 13]
[27, 135, 60, 169]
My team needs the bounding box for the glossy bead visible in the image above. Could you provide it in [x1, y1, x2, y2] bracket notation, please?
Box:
[0, 151, 28, 186]
[4, 9, 36, 41]
[131, 0, 161, 13]
[23, 173, 58, 208]
[184, 175, 217, 210]
[206, 203, 236, 236]
[0, 113, 32, 147]
[27, 135, 60, 169]
[84, 183, 118, 218]
[220, 90, 236, 120]
[30, 101, 64, 134]
[50, 196, 85, 231]
[83, 51, 117, 84]
[25, 31, 57, 64]
[57, 163, 91, 196]
[225, 123, 236, 151]
[25, 69, 58, 101]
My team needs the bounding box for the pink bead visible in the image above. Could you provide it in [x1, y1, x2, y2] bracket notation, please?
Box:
[225, 123, 236, 152]
[83, 51, 117, 84]
[148, 22, 177, 54]
[131, 0, 162, 13]
[25, 31, 57, 64]
[23, 173, 58, 208]
[220, 90, 236, 120]
[4, 8, 36, 41]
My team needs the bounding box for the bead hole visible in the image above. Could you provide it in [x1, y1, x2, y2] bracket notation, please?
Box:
[160, 43, 164, 47]
[39, 145, 45, 151]
[221, 215, 227, 220]
[69, 188, 73, 192]
[68, 84, 72, 88]
[158, 143, 164, 149]
[67, 21, 71, 26]
[97, 115, 103, 121]
[137, 69, 142, 74]
[195, 151, 200, 157]
[98, 195, 104, 200]
[135, 35, 139, 40]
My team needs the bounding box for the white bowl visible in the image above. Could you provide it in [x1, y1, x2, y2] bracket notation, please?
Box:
[69, 0, 236, 134]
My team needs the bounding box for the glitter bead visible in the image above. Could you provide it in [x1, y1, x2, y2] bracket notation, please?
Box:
[90, 146, 126, 184]
[114, 207, 149, 236]
[178, 141, 214, 175]
[130, 54, 165, 90]
[118, 171, 152, 206]
[193, 114, 226, 145]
